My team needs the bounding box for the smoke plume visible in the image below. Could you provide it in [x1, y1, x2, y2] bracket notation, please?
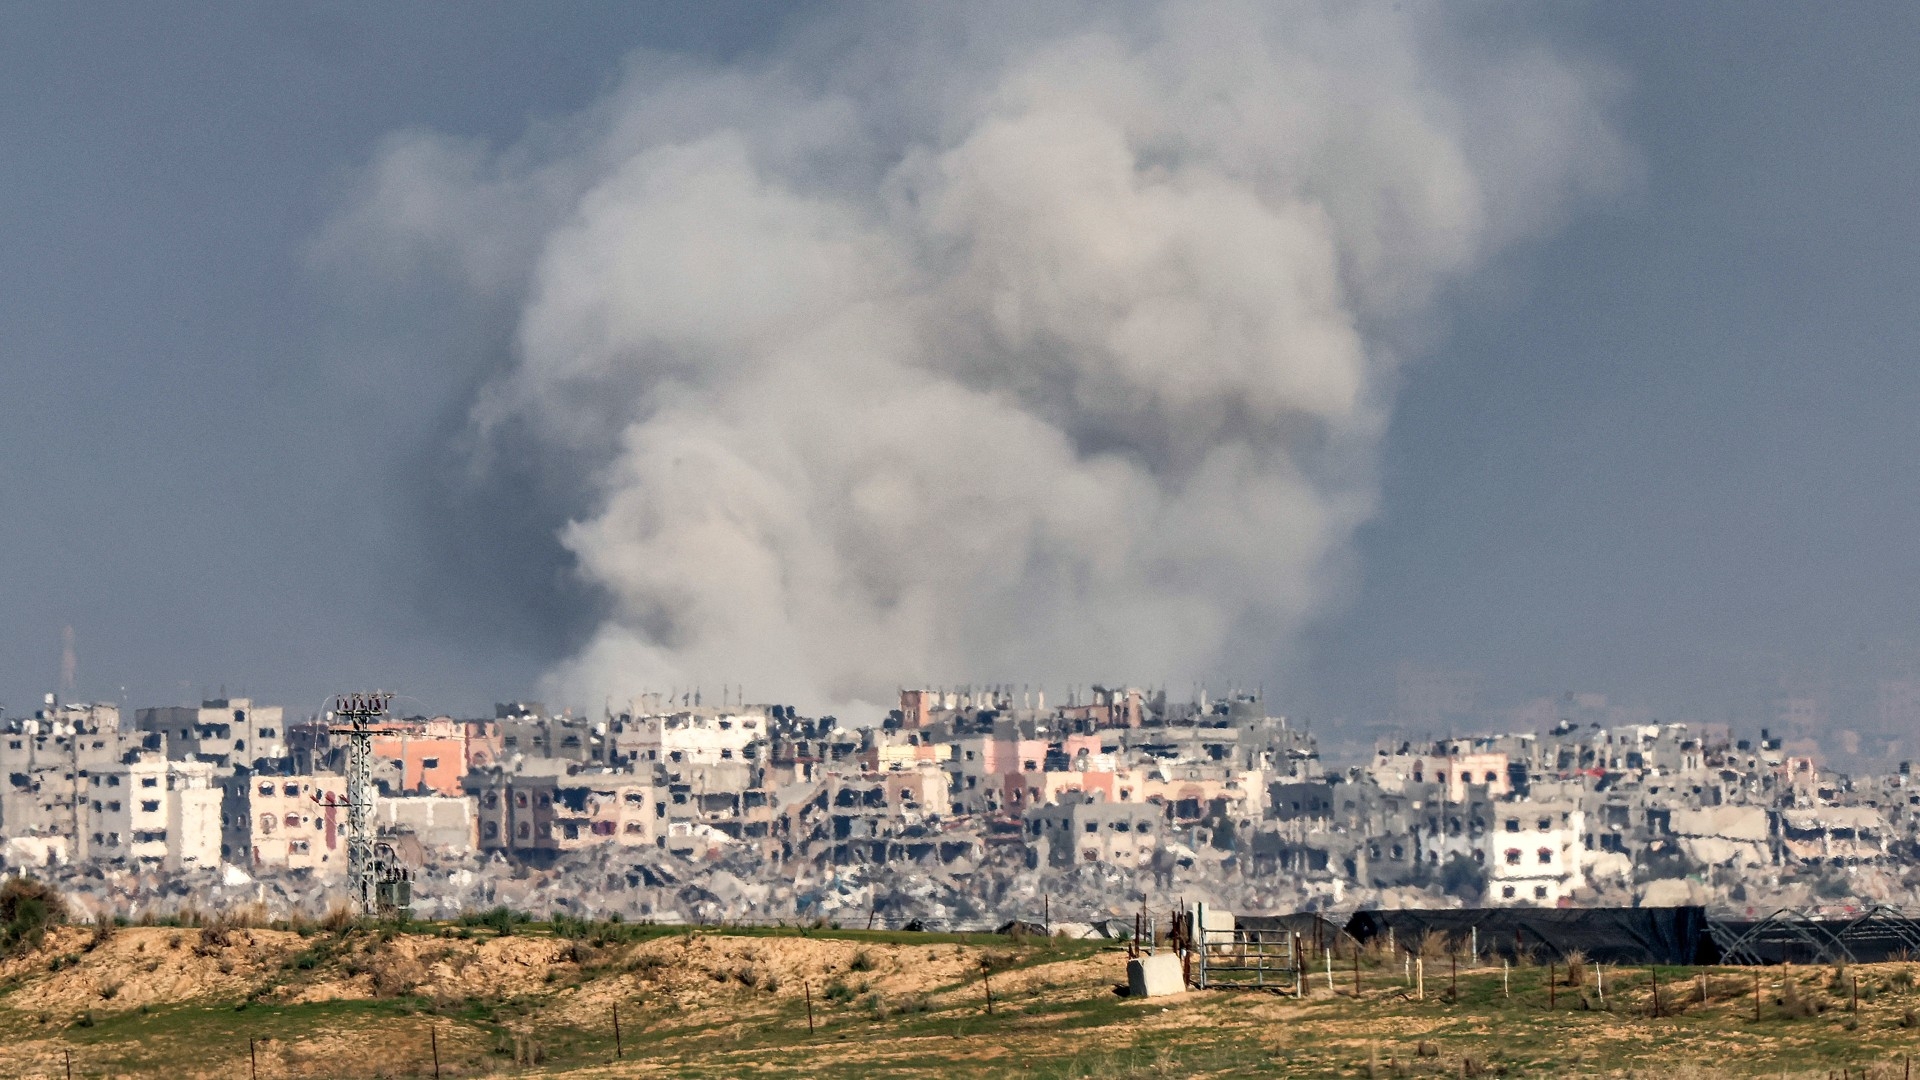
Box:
[325, 3, 1623, 712]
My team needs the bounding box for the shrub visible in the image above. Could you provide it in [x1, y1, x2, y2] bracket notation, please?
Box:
[849, 949, 875, 973]
[196, 923, 232, 955]
[85, 915, 116, 952]
[824, 978, 855, 1004]
[320, 905, 356, 935]
[1, 876, 67, 956]
[1564, 951, 1589, 989]
[1894, 968, 1915, 991]
[459, 906, 528, 936]
[1779, 979, 1822, 1019]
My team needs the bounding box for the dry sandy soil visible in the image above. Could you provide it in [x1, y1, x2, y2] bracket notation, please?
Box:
[7, 925, 1920, 1078]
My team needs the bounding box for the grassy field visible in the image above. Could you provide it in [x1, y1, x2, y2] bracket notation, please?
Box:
[6, 919, 1920, 1078]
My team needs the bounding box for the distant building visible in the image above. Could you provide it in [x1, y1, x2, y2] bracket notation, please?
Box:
[221, 771, 347, 876]
[1483, 801, 1586, 906]
[91, 752, 220, 870]
[135, 698, 285, 771]
[1025, 792, 1164, 868]
[368, 716, 470, 796]
[0, 699, 126, 864]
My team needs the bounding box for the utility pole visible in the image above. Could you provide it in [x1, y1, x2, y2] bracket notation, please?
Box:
[328, 692, 406, 916]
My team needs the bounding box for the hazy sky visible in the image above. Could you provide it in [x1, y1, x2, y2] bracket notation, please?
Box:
[2, 3, 1916, 730]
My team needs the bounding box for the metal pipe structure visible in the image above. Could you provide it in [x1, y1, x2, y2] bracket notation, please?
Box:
[330, 691, 395, 917]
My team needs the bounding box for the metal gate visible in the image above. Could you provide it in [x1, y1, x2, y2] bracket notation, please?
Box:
[1191, 902, 1299, 990]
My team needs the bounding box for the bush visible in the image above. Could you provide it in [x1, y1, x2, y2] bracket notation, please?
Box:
[1564, 951, 1588, 989]
[849, 949, 875, 973]
[1779, 979, 1823, 1019]
[1, 876, 67, 956]
[85, 915, 116, 952]
[459, 906, 529, 936]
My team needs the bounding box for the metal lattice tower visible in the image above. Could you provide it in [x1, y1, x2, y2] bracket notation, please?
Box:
[330, 691, 393, 916]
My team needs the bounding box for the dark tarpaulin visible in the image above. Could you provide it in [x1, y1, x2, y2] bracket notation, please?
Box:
[1342, 907, 1718, 965]
[1235, 912, 1349, 948]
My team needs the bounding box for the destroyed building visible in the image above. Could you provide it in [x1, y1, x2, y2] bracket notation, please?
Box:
[13, 683, 1920, 928]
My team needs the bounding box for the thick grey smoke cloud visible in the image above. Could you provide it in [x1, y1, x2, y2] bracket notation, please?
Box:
[326, 2, 1623, 712]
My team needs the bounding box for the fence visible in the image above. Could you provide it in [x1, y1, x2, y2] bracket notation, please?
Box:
[1189, 901, 1299, 990]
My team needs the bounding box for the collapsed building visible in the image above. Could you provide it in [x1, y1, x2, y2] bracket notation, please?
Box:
[10, 686, 1920, 929]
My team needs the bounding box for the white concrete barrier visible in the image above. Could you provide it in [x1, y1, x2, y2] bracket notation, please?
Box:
[1127, 953, 1185, 998]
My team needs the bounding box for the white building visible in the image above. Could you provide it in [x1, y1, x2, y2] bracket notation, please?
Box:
[1485, 800, 1587, 906]
[91, 754, 221, 870]
[615, 711, 763, 771]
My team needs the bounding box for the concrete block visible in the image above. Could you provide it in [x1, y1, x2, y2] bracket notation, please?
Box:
[1200, 907, 1234, 935]
[1127, 953, 1186, 998]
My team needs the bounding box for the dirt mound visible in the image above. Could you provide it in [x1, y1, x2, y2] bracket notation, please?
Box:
[0, 924, 300, 1015]
[0, 924, 1112, 1024]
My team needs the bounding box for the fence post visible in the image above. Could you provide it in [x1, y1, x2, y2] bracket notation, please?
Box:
[431, 1025, 441, 1080]
[1416, 957, 1424, 1001]
[250, 1038, 257, 1080]
[982, 962, 994, 1015]
[805, 981, 815, 1035]
[1549, 963, 1555, 1010]
[1295, 934, 1304, 998]
[1650, 966, 1659, 1018]
[1196, 903, 1208, 989]
[613, 1003, 622, 1059]
[1503, 958, 1509, 999]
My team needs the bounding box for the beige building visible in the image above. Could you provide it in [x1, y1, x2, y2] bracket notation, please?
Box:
[222, 773, 348, 876]
[1368, 745, 1512, 803]
[374, 794, 477, 852]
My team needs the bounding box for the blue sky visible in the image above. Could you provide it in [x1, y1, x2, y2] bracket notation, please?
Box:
[2, 3, 1916, 734]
